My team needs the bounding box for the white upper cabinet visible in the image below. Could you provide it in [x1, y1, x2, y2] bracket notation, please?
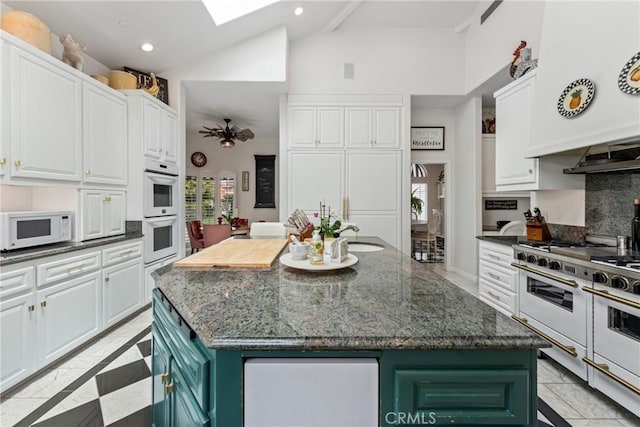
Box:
[287, 151, 344, 213]
[345, 107, 400, 148]
[7, 38, 82, 182]
[0, 37, 8, 177]
[288, 106, 344, 148]
[80, 190, 126, 240]
[494, 71, 538, 190]
[83, 81, 128, 185]
[528, 1, 640, 157]
[126, 93, 178, 164]
[494, 71, 584, 192]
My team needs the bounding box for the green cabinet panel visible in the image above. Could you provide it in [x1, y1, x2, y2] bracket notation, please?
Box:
[153, 291, 210, 411]
[152, 324, 171, 427]
[169, 358, 209, 427]
[394, 369, 529, 424]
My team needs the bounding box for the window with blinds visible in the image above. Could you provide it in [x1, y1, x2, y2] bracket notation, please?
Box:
[185, 176, 198, 221]
[201, 176, 216, 224]
[411, 183, 428, 221]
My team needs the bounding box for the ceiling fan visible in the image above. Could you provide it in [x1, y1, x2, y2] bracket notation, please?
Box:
[199, 118, 255, 148]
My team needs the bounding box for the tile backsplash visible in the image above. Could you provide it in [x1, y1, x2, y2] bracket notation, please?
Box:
[585, 171, 640, 237]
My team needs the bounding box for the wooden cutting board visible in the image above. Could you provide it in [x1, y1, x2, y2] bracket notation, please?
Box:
[174, 238, 288, 268]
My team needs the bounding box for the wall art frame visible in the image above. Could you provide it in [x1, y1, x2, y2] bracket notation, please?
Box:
[411, 127, 445, 150]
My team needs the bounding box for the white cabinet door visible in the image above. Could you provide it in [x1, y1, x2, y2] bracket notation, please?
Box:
[83, 82, 127, 185]
[37, 271, 101, 365]
[163, 110, 178, 163]
[104, 191, 126, 236]
[143, 98, 163, 159]
[346, 107, 400, 148]
[494, 72, 538, 189]
[0, 292, 36, 391]
[346, 151, 400, 213]
[345, 108, 372, 148]
[288, 107, 343, 148]
[372, 108, 400, 148]
[9, 46, 82, 181]
[0, 37, 8, 177]
[80, 190, 125, 240]
[288, 151, 344, 215]
[103, 258, 142, 328]
[81, 190, 106, 240]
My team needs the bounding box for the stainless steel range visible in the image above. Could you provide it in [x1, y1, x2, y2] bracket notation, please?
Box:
[513, 242, 640, 417]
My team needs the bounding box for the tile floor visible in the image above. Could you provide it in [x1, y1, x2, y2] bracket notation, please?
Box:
[1, 272, 639, 426]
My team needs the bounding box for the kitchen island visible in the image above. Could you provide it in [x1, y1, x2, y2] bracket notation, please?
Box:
[152, 237, 548, 426]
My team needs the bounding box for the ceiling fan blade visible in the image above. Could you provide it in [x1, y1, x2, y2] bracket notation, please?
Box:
[202, 134, 215, 137]
[230, 125, 241, 132]
[239, 129, 255, 140]
[202, 126, 215, 131]
[198, 130, 212, 134]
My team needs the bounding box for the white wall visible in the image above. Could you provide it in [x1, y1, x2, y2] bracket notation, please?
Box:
[452, 97, 482, 278]
[185, 132, 279, 223]
[288, 27, 465, 95]
[463, 1, 545, 92]
[531, 190, 586, 227]
[0, 185, 32, 211]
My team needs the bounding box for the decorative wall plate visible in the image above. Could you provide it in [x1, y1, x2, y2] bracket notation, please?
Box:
[617, 52, 640, 95]
[557, 78, 595, 118]
[191, 151, 207, 167]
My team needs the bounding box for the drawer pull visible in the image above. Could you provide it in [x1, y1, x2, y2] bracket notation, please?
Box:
[487, 272, 500, 280]
[120, 250, 133, 257]
[582, 357, 640, 396]
[511, 315, 577, 357]
[582, 287, 640, 310]
[165, 383, 174, 394]
[487, 291, 501, 301]
[488, 254, 501, 261]
[161, 373, 169, 384]
[511, 263, 578, 288]
[67, 262, 85, 271]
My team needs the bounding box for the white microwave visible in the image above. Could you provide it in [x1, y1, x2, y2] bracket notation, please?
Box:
[0, 211, 73, 251]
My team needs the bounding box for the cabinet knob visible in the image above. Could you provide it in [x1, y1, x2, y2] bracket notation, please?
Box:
[161, 373, 169, 384]
[40, 301, 46, 308]
[0, 157, 6, 165]
[85, 169, 91, 175]
[105, 277, 110, 282]
[528, 169, 533, 174]
[106, 195, 111, 202]
[14, 160, 21, 167]
[165, 383, 174, 394]
[28, 304, 35, 312]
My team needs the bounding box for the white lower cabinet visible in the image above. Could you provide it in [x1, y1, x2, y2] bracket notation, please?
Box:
[478, 240, 518, 316]
[103, 258, 142, 328]
[144, 255, 176, 303]
[0, 239, 144, 391]
[0, 292, 37, 389]
[37, 271, 101, 365]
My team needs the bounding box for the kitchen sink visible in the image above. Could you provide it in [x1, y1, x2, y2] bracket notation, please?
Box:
[347, 242, 384, 252]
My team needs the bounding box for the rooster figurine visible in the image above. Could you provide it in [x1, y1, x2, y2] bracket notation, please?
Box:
[143, 72, 160, 98]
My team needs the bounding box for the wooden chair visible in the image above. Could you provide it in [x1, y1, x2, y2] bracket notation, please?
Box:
[186, 220, 205, 254]
[203, 224, 232, 247]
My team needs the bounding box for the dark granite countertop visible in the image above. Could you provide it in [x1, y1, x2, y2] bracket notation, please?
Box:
[154, 237, 548, 352]
[0, 232, 143, 266]
[476, 235, 527, 246]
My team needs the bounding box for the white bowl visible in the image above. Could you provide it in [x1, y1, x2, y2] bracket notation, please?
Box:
[289, 242, 310, 260]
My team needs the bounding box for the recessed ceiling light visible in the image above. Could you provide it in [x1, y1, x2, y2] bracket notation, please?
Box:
[140, 43, 154, 52]
[294, 6, 304, 16]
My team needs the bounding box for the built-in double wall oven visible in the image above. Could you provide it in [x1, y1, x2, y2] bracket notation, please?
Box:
[143, 159, 179, 264]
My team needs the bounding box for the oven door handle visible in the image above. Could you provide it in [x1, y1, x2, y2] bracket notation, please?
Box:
[511, 263, 578, 288]
[511, 315, 577, 357]
[582, 357, 640, 396]
[582, 287, 640, 310]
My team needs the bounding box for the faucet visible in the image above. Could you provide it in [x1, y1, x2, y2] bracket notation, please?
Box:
[334, 224, 359, 237]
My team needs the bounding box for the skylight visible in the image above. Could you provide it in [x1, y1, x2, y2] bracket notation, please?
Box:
[202, 0, 280, 26]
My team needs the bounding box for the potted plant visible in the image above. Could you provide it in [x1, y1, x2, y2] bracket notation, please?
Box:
[411, 189, 423, 219]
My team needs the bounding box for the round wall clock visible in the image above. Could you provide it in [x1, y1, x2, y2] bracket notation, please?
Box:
[557, 78, 595, 118]
[191, 152, 207, 167]
[617, 51, 640, 95]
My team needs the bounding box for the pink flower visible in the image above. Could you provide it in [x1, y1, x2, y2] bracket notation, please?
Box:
[313, 212, 319, 218]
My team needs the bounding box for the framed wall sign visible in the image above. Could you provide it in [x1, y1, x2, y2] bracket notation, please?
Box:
[411, 127, 445, 150]
[242, 171, 249, 191]
[123, 67, 169, 105]
[254, 155, 276, 208]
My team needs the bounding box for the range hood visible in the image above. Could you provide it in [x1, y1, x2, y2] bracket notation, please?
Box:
[563, 145, 640, 174]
